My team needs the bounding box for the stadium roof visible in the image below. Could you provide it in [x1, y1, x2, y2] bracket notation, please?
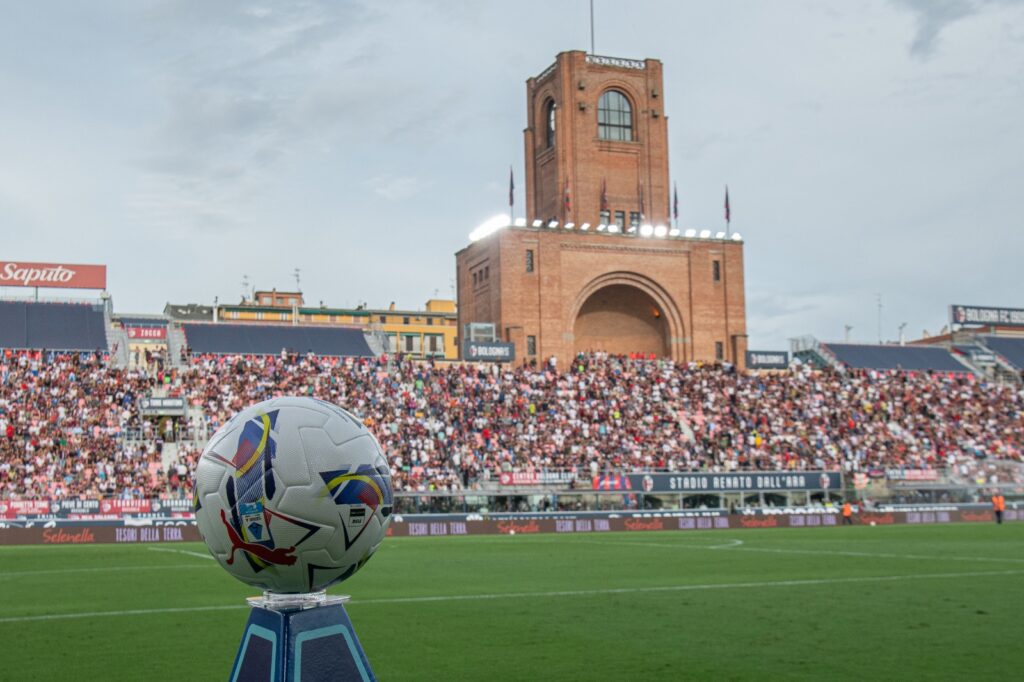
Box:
[182, 322, 375, 357]
[823, 343, 968, 373]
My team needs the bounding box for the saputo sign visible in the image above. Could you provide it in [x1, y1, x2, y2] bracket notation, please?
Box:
[0, 261, 107, 290]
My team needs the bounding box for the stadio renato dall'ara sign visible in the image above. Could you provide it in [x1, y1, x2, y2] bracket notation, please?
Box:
[464, 341, 515, 362]
[629, 471, 842, 494]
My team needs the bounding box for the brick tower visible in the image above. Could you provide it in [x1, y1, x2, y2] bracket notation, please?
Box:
[456, 51, 747, 368]
[525, 51, 670, 228]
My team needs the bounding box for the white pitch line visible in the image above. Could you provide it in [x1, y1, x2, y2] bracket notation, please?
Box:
[708, 539, 744, 549]
[147, 546, 216, 561]
[579, 539, 1024, 564]
[0, 564, 215, 579]
[1, 569, 1021, 624]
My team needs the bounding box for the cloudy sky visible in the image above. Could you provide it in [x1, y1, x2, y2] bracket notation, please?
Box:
[1, 0, 1022, 350]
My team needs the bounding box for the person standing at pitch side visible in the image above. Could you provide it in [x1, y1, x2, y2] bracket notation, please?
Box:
[841, 501, 854, 526]
[991, 492, 1005, 525]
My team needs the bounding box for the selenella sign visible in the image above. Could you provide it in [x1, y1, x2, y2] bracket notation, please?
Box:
[0, 261, 107, 290]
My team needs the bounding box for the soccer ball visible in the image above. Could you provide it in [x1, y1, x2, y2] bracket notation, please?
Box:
[193, 397, 393, 593]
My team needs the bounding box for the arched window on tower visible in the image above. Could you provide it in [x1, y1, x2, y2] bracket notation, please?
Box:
[545, 99, 556, 148]
[598, 90, 633, 141]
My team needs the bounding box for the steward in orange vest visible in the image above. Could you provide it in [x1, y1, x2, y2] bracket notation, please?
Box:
[992, 494, 1006, 525]
[842, 502, 853, 525]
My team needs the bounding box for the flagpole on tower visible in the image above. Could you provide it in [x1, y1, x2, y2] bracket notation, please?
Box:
[724, 184, 731, 232]
[509, 165, 515, 222]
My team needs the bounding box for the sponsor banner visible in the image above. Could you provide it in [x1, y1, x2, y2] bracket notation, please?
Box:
[1, 508, 1016, 543]
[99, 499, 152, 514]
[0, 525, 200, 545]
[139, 397, 186, 415]
[620, 471, 843, 493]
[126, 326, 167, 340]
[498, 471, 577, 486]
[885, 468, 940, 482]
[745, 350, 789, 370]
[0, 261, 106, 290]
[951, 304, 1024, 328]
[464, 341, 515, 362]
[0, 500, 50, 519]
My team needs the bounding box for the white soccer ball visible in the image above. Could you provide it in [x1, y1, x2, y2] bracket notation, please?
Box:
[193, 397, 393, 593]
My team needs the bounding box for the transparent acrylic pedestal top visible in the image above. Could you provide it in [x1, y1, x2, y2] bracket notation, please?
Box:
[246, 590, 350, 613]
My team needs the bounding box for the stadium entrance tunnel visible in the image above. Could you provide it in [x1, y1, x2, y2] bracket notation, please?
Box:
[572, 283, 670, 358]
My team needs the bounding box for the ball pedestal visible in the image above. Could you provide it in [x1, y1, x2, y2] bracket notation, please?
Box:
[230, 591, 376, 682]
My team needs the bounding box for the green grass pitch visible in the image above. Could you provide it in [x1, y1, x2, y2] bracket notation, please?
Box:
[1, 524, 1022, 680]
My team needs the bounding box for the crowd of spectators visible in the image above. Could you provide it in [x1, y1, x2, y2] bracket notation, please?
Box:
[2, 349, 1023, 500]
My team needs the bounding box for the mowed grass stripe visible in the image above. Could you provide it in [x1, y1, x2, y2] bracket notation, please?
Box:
[2, 568, 1021, 623]
[571, 538, 1024, 564]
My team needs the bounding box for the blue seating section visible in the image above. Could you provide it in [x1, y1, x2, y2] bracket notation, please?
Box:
[118, 317, 167, 328]
[823, 343, 965, 372]
[981, 336, 1024, 370]
[0, 301, 108, 351]
[182, 323, 375, 357]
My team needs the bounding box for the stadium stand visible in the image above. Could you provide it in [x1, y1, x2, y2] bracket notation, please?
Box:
[4, 350, 1020, 499]
[980, 335, 1024, 371]
[181, 323, 374, 357]
[0, 301, 108, 351]
[822, 342, 968, 373]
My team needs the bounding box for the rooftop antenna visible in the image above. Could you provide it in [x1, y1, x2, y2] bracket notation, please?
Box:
[876, 293, 883, 344]
[293, 267, 301, 292]
[241, 274, 250, 302]
[590, 0, 596, 55]
[844, 324, 853, 342]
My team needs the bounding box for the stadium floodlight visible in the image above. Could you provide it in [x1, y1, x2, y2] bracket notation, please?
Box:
[532, 219, 543, 227]
[596, 224, 607, 232]
[668, 228, 681, 237]
[564, 222, 575, 230]
[580, 223, 590, 231]
[639, 224, 654, 237]
[653, 225, 668, 238]
[684, 229, 697, 238]
[626, 225, 637, 234]
[513, 217, 527, 227]
[548, 220, 559, 228]
[715, 231, 727, 240]
[468, 214, 511, 242]
[731, 232, 743, 241]
[699, 229, 712, 239]
[608, 224, 621, 233]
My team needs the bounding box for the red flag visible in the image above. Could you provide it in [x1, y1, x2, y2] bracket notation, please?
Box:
[509, 166, 514, 208]
[724, 185, 731, 224]
[600, 178, 609, 213]
[564, 179, 571, 215]
[673, 183, 679, 221]
[639, 183, 645, 219]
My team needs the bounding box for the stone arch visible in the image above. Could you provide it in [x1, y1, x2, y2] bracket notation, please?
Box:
[568, 271, 686, 360]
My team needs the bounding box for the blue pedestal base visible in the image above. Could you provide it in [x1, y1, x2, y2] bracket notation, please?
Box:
[230, 599, 375, 681]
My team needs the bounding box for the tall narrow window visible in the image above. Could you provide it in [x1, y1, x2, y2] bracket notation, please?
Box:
[715, 342, 724, 361]
[712, 260, 721, 282]
[599, 209, 610, 225]
[527, 335, 537, 356]
[526, 249, 535, 273]
[598, 90, 633, 141]
[614, 210, 625, 228]
[629, 212, 640, 229]
[545, 99, 556, 148]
